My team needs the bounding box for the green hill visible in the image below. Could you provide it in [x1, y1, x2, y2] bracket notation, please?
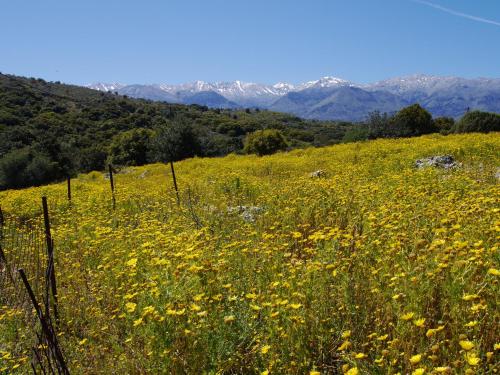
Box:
[0, 73, 354, 189]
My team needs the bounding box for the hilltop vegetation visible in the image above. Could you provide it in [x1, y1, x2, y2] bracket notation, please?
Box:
[1, 73, 499, 190]
[0, 133, 498, 374]
[0, 73, 355, 189]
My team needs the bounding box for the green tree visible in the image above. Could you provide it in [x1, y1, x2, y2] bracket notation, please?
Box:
[454, 110, 500, 133]
[107, 128, 154, 166]
[390, 104, 436, 137]
[150, 117, 201, 163]
[78, 146, 107, 172]
[434, 117, 455, 134]
[0, 148, 61, 189]
[366, 111, 391, 139]
[243, 129, 288, 156]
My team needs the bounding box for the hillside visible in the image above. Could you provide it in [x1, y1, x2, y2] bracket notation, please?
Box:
[0, 73, 358, 189]
[1, 133, 498, 373]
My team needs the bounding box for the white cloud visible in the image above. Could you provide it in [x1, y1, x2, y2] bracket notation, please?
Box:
[411, 0, 500, 27]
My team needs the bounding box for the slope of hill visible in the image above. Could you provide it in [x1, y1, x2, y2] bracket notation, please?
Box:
[1, 133, 498, 373]
[0, 73, 359, 189]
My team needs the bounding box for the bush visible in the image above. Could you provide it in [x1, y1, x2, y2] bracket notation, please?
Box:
[342, 127, 369, 143]
[107, 128, 154, 166]
[0, 148, 62, 189]
[434, 117, 455, 135]
[366, 111, 392, 139]
[390, 104, 436, 137]
[150, 118, 201, 162]
[79, 146, 107, 172]
[454, 110, 500, 133]
[243, 129, 288, 156]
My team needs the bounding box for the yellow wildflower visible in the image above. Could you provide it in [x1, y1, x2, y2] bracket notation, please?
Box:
[410, 354, 422, 364]
[338, 340, 351, 351]
[125, 302, 137, 313]
[401, 312, 415, 321]
[459, 340, 475, 351]
[464, 352, 480, 366]
[487, 268, 499, 276]
[126, 258, 138, 267]
[133, 317, 143, 327]
[261, 345, 271, 354]
[413, 318, 426, 327]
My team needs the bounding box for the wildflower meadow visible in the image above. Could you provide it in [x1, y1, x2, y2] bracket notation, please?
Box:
[1, 133, 499, 374]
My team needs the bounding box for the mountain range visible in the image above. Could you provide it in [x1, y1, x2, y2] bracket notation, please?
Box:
[86, 75, 500, 121]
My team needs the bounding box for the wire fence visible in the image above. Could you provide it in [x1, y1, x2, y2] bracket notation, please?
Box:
[0, 200, 69, 374]
[0, 211, 46, 311]
[0, 162, 182, 374]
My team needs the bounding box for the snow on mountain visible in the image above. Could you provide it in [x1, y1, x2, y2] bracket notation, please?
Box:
[364, 74, 500, 95]
[85, 83, 125, 92]
[84, 75, 500, 120]
[85, 77, 354, 107]
[298, 76, 353, 90]
[155, 80, 300, 107]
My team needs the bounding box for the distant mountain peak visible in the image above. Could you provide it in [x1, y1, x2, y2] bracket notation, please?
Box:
[299, 76, 352, 90]
[85, 75, 500, 120]
[85, 82, 125, 92]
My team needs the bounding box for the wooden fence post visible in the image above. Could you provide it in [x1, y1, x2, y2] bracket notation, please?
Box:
[170, 160, 180, 205]
[42, 197, 59, 322]
[18, 269, 69, 374]
[67, 177, 71, 202]
[108, 164, 116, 209]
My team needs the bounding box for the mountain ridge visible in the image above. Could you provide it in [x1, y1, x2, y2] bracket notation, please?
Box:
[86, 75, 500, 121]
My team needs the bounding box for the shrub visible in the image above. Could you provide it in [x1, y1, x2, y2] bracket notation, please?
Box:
[150, 118, 201, 163]
[79, 146, 107, 173]
[366, 111, 392, 139]
[454, 110, 500, 133]
[243, 129, 288, 156]
[434, 117, 455, 135]
[342, 127, 369, 143]
[107, 128, 154, 166]
[390, 104, 436, 137]
[0, 148, 62, 189]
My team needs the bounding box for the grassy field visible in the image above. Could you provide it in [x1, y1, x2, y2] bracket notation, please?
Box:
[1, 133, 499, 374]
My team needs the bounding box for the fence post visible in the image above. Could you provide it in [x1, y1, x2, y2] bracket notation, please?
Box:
[67, 177, 71, 202]
[42, 197, 59, 323]
[18, 269, 69, 375]
[108, 164, 116, 209]
[170, 160, 180, 205]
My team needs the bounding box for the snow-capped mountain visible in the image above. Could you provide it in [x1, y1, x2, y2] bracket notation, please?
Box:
[85, 82, 125, 92]
[85, 75, 500, 121]
[86, 76, 352, 107]
[298, 76, 353, 90]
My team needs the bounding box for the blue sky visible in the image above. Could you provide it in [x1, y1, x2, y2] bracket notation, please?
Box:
[1, 0, 499, 85]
